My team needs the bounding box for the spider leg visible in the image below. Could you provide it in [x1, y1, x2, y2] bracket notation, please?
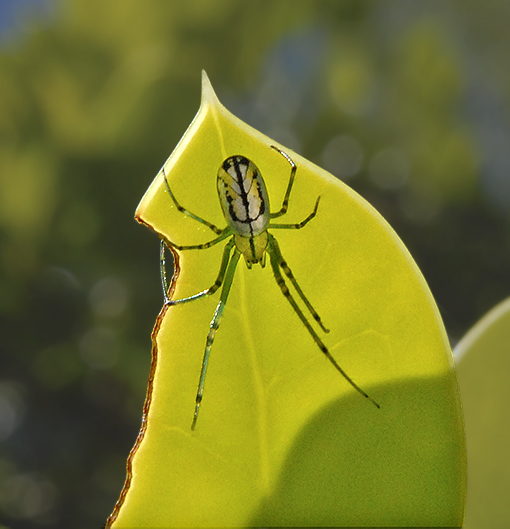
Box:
[162, 166, 223, 234]
[162, 239, 235, 305]
[267, 234, 380, 409]
[270, 196, 320, 230]
[269, 146, 297, 219]
[267, 234, 329, 333]
[160, 240, 172, 303]
[160, 228, 231, 252]
[160, 232, 232, 303]
[191, 248, 241, 430]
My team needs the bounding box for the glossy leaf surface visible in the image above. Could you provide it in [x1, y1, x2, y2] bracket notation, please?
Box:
[108, 71, 465, 528]
[454, 298, 510, 529]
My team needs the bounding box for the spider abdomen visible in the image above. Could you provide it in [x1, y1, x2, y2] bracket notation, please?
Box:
[217, 155, 270, 238]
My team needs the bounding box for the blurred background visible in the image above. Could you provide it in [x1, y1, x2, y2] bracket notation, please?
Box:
[0, 0, 509, 527]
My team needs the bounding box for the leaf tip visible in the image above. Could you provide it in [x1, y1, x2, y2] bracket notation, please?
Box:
[200, 70, 221, 109]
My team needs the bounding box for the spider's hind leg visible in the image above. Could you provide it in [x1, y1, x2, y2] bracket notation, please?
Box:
[270, 146, 297, 219]
[162, 166, 223, 234]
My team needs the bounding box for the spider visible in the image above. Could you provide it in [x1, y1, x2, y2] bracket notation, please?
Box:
[159, 145, 379, 430]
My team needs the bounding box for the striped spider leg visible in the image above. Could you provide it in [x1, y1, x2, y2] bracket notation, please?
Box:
[160, 145, 380, 430]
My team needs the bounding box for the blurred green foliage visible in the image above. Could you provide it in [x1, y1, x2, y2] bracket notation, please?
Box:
[0, 0, 509, 527]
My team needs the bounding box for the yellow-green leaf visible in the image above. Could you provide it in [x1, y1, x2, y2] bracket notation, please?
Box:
[108, 71, 465, 528]
[454, 298, 510, 529]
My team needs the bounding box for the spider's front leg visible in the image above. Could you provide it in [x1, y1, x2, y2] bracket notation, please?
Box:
[160, 238, 235, 305]
[191, 248, 241, 430]
[267, 233, 380, 410]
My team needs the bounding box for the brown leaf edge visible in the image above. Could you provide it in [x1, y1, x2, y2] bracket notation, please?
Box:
[104, 217, 180, 528]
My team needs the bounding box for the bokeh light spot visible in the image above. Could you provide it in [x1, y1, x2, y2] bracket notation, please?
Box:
[79, 327, 119, 369]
